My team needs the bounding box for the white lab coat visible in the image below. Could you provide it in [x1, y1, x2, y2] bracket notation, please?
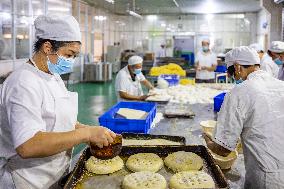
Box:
[0, 62, 78, 189]
[156, 47, 166, 58]
[195, 51, 217, 80]
[115, 66, 145, 101]
[213, 70, 284, 189]
[260, 54, 279, 78]
[278, 65, 284, 81]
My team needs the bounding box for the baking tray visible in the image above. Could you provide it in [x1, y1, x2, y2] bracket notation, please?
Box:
[121, 132, 186, 145]
[64, 146, 229, 189]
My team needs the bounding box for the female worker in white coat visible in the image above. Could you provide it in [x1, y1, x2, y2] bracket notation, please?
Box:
[0, 15, 116, 189]
[115, 55, 154, 101]
[204, 46, 284, 189]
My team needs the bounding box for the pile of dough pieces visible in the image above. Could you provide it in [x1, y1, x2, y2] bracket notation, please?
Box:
[149, 85, 224, 104]
[85, 151, 215, 189]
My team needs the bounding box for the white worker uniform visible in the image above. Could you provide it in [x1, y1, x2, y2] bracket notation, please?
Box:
[157, 48, 166, 58]
[115, 66, 145, 101]
[260, 54, 279, 78]
[213, 70, 284, 189]
[278, 65, 284, 81]
[0, 62, 78, 189]
[195, 51, 217, 80]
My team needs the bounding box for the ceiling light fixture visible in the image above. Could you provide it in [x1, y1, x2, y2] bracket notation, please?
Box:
[129, 10, 143, 19]
[173, 0, 179, 7]
[105, 0, 115, 4]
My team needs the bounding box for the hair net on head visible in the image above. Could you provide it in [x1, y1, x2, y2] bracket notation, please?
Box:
[128, 56, 143, 66]
[225, 50, 235, 68]
[202, 38, 210, 44]
[231, 46, 260, 66]
[35, 14, 81, 42]
[268, 41, 284, 53]
[249, 43, 264, 53]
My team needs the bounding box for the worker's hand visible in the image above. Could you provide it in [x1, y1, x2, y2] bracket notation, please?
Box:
[139, 95, 149, 101]
[201, 66, 207, 70]
[196, 66, 202, 71]
[87, 126, 116, 148]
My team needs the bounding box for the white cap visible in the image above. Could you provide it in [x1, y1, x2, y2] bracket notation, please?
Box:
[202, 38, 210, 44]
[128, 55, 143, 65]
[35, 14, 81, 42]
[249, 43, 264, 53]
[268, 41, 284, 53]
[231, 46, 260, 66]
[225, 50, 235, 68]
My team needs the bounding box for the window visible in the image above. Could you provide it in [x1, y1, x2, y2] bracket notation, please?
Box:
[0, 0, 12, 60]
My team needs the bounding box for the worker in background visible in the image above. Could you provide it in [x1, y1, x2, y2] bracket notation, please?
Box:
[154, 42, 167, 67]
[204, 46, 284, 189]
[157, 42, 167, 58]
[195, 39, 217, 83]
[0, 15, 116, 189]
[115, 55, 154, 101]
[267, 41, 284, 81]
[249, 43, 279, 78]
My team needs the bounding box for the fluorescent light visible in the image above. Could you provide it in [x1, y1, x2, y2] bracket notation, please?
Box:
[105, 0, 115, 4]
[161, 23, 167, 27]
[173, 0, 179, 7]
[94, 16, 107, 21]
[206, 14, 214, 21]
[129, 11, 143, 19]
[147, 15, 158, 21]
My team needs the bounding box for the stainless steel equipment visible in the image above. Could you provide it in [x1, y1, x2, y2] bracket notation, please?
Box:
[84, 62, 112, 82]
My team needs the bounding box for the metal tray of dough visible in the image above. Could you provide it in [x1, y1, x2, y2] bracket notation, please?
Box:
[121, 133, 186, 146]
[63, 146, 229, 189]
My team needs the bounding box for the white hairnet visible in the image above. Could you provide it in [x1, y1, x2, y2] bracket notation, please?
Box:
[35, 14, 81, 42]
[268, 41, 284, 53]
[249, 43, 264, 52]
[128, 55, 143, 66]
[202, 38, 210, 44]
[225, 50, 235, 68]
[231, 46, 260, 66]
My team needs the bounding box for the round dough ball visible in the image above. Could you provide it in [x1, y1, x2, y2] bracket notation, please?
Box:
[122, 171, 167, 189]
[126, 153, 163, 172]
[85, 156, 124, 175]
[169, 171, 215, 189]
[164, 151, 203, 172]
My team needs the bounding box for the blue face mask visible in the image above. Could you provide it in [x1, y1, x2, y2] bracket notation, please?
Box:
[202, 46, 209, 52]
[134, 68, 142, 75]
[47, 54, 75, 75]
[235, 79, 243, 84]
[233, 75, 243, 84]
[274, 58, 283, 65]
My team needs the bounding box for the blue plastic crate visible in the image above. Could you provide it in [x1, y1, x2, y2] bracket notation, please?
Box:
[99, 101, 157, 134]
[214, 92, 227, 112]
[215, 65, 227, 73]
[159, 74, 180, 86]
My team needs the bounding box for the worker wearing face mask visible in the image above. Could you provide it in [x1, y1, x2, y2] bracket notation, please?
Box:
[249, 43, 279, 78]
[0, 15, 116, 189]
[115, 55, 154, 101]
[195, 39, 217, 83]
[204, 46, 284, 189]
[267, 41, 284, 81]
